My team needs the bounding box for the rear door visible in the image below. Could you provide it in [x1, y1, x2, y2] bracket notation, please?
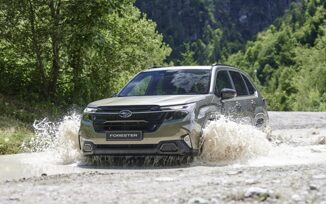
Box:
[241, 73, 267, 126]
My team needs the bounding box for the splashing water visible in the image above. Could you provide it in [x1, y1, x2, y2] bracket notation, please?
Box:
[199, 116, 272, 164]
[199, 116, 326, 166]
[23, 112, 81, 164]
[23, 112, 326, 167]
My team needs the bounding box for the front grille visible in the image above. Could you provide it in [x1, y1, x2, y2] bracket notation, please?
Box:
[95, 144, 157, 150]
[92, 106, 166, 133]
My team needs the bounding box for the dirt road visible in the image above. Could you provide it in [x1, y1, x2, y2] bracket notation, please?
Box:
[0, 112, 326, 203]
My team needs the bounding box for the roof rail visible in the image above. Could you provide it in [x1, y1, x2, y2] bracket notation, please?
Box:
[211, 63, 232, 67]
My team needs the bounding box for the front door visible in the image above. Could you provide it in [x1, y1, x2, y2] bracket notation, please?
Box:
[214, 70, 238, 118]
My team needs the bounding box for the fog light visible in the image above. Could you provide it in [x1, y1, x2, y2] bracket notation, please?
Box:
[160, 143, 178, 152]
[183, 135, 192, 148]
[83, 144, 93, 152]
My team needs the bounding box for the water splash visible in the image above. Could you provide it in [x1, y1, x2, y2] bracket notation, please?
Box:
[199, 116, 326, 166]
[23, 112, 81, 164]
[22, 111, 326, 167]
[199, 116, 272, 164]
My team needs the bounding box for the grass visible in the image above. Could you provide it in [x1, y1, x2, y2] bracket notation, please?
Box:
[0, 116, 34, 154]
[0, 94, 68, 155]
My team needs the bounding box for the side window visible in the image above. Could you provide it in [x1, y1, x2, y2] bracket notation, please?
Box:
[215, 70, 233, 94]
[242, 74, 256, 95]
[127, 75, 152, 96]
[229, 71, 248, 96]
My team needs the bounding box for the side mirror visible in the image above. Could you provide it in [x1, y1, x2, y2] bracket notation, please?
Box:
[220, 88, 237, 100]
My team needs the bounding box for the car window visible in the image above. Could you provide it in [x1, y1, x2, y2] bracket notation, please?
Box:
[119, 69, 211, 96]
[215, 70, 233, 95]
[229, 71, 248, 96]
[242, 74, 256, 95]
[127, 75, 152, 96]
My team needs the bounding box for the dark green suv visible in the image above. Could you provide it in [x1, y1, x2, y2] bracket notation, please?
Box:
[79, 65, 268, 157]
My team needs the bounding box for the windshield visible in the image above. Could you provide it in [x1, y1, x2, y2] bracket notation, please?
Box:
[118, 69, 211, 96]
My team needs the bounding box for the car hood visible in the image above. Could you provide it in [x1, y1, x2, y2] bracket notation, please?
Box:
[88, 95, 210, 107]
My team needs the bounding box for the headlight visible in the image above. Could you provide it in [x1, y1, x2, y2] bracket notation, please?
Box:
[82, 107, 97, 121]
[83, 107, 97, 113]
[161, 103, 196, 112]
[162, 103, 196, 121]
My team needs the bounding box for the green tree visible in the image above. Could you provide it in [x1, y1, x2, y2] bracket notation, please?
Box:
[226, 0, 326, 111]
[0, 0, 171, 105]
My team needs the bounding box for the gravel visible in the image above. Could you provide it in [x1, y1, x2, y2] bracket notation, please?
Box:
[0, 111, 326, 203]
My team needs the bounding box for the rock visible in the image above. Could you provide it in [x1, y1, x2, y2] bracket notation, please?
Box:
[227, 170, 242, 175]
[312, 174, 326, 180]
[9, 197, 20, 201]
[309, 184, 318, 191]
[245, 179, 258, 185]
[154, 177, 174, 182]
[318, 136, 326, 145]
[291, 194, 301, 202]
[41, 173, 47, 177]
[311, 148, 322, 153]
[244, 187, 271, 200]
[188, 197, 209, 204]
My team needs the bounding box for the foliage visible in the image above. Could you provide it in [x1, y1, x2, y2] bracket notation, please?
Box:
[136, 0, 291, 64]
[0, 0, 171, 106]
[226, 0, 326, 111]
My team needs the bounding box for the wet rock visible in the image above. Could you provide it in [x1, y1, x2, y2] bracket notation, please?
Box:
[41, 173, 47, 177]
[188, 197, 209, 204]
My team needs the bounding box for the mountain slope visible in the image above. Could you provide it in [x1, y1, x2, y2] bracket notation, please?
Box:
[226, 0, 326, 111]
[135, 0, 292, 64]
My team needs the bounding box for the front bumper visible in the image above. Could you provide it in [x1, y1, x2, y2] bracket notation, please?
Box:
[79, 116, 204, 156]
[81, 140, 198, 156]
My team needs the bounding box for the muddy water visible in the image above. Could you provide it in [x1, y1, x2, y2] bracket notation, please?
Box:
[0, 112, 326, 182]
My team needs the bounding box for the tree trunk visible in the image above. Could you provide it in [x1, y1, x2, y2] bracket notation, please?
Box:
[70, 46, 83, 103]
[27, 0, 47, 97]
[48, 0, 61, 98]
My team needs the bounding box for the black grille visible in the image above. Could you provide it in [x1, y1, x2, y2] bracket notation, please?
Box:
[95, 144, 157, 150]
[92, 106, 166, 133]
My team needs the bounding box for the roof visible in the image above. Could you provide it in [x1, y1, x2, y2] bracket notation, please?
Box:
[144, 66, 212, 72]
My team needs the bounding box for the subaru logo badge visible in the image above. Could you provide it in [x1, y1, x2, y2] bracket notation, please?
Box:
[119, 110, 132, 118]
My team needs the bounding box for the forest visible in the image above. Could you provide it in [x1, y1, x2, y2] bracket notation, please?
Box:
[0, 0, 325, 113]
